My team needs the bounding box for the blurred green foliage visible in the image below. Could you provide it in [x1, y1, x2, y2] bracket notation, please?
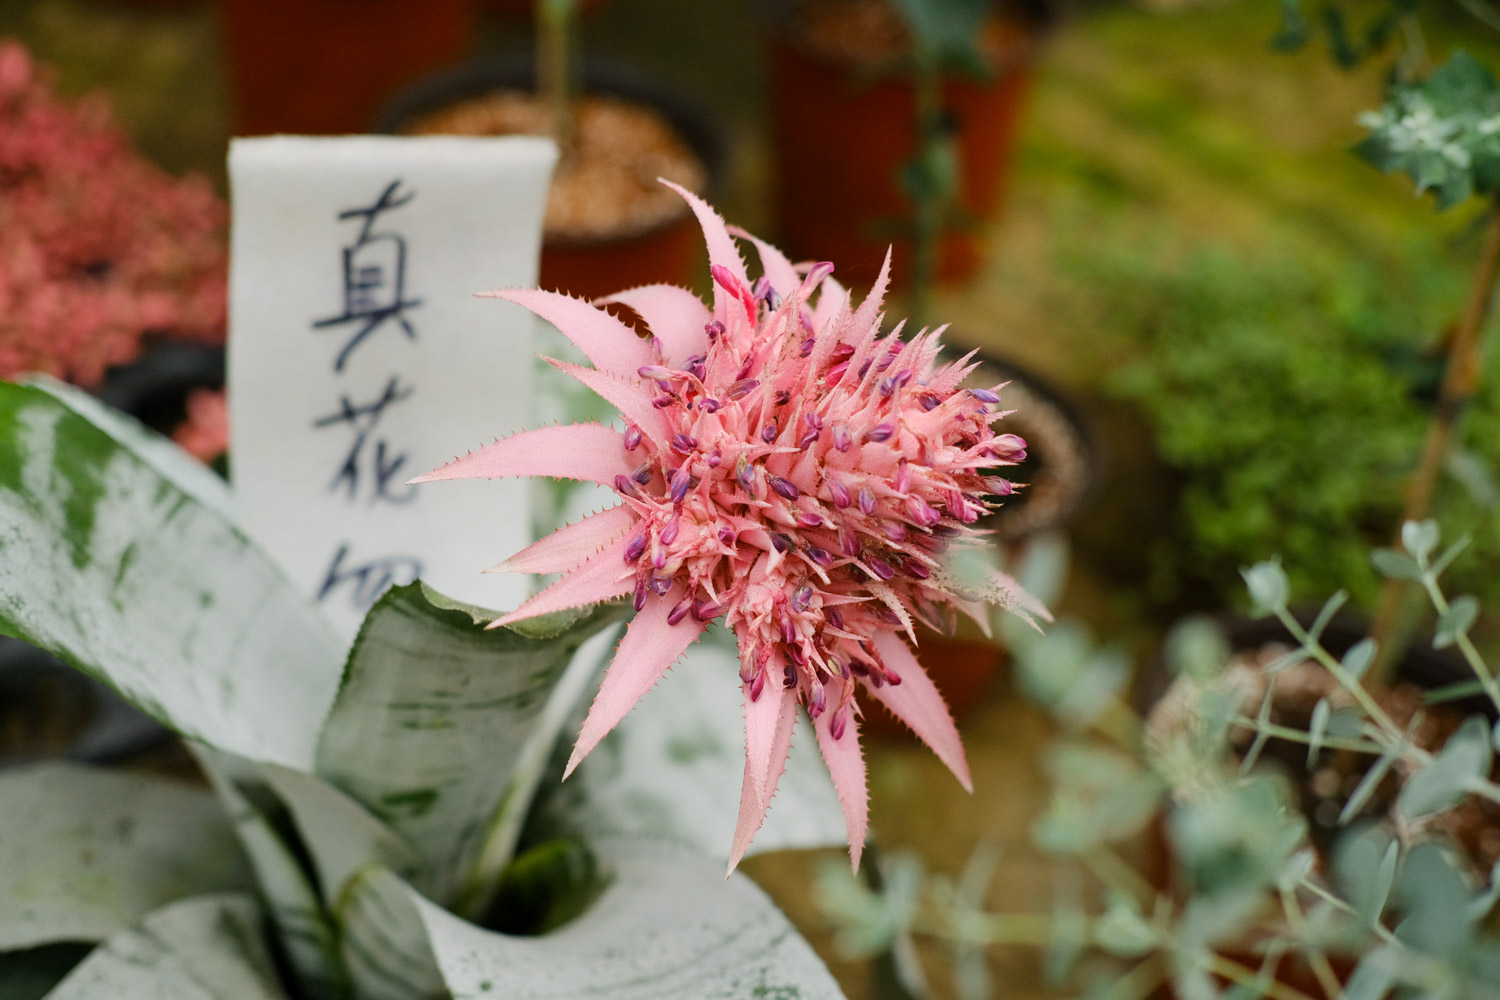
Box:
[1089, 243, 1500, 610]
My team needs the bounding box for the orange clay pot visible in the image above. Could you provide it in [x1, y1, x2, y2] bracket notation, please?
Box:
[220, 0, 477, 136]
[767, 12, 1041, 287]
[377, 55, 726, 301]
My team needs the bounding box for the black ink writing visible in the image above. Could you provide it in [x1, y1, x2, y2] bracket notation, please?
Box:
[317, 543, 423, 610]
[313, 376, 417, 505]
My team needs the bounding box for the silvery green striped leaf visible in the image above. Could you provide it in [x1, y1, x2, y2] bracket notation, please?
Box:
[193, 748, 348, 1000]
[409, 838, 846, 999]
[45, 893, 285, 1000]
[0, 763, 250, 951]
[0, 380, 343, 770]
[315, 582, 626, 902]
[333, 865, 444, 1000]
[532, 628, 846, 862]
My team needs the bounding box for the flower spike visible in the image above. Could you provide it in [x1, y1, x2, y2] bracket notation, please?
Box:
[419, 183, 1046, 870]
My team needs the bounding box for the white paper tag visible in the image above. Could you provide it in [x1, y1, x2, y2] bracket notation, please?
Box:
[228, 135, 557, 638]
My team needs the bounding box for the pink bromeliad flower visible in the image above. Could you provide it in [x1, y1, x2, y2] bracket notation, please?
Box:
[415, 184, 1048, 870]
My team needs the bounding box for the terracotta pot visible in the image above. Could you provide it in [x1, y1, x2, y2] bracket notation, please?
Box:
[220, 0, 477, 136]
[766, 5, 1044, 287]
[377, 54, 726, 302]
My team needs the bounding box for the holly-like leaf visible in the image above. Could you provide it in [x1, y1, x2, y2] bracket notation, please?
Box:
[43, 894, 285, 1000]
[315, 582, 627, 903]
[0, 763, 250, 951]
[0, 379, 343, 770]
[1356, 51, 1500, 209]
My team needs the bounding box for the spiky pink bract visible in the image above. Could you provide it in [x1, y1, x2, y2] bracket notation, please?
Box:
[415, 182, 1048, 872]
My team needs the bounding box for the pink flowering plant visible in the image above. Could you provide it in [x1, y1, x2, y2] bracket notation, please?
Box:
[416, 183, 1048, 869]
[0, 41, 227, 388]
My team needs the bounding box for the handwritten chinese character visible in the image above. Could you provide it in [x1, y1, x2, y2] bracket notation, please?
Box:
[313, 179, 423, 371]
[313, 375, 417, 505]
[317, 543, 423, 611]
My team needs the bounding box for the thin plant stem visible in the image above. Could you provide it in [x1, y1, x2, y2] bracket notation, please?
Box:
[1278, 885, 1343, 1000]
[1231, 716, 1386, 756]
[1204, 954, 1323, 1000]
[1083, 847, 1156, 907]
[1419, 573, 1500, 712]
[1298, 876, 1402, 948]
[536, 0, 579, 168]
[1275, 606, 1404, 739]
[1372, 195, 1500, 675]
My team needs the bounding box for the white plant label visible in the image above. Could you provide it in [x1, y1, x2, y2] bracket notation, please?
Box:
[229, 136, 557, 638]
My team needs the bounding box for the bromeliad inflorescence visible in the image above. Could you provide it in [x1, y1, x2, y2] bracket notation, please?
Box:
[414, 182, 1049, 870]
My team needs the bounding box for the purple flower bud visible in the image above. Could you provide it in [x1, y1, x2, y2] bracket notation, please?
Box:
[624, 424, 642, 450]
[711, 263, 742, 295]
[781, 615, 797, 644]
[878, 375, 897, 397]
[805, 412, 824, 430]
[883, 521, 907, 542]
[798, 511, 823, 528]
[783, 663, 798, 689]
[904, 560, 931, 580]
[884, 668, 903, 686]
[792, 585, 813, 612]
[896, 370, 913, 388]
[856, 359, 871, 379]
[800, 337, 816, 357]
[867, 668, 884, 689]
[614, 474, 640, 499]
[808, 546, 833, 567]
[751, 276, 770, 301]
[683, 355, 707, 381]
[987, 433, 1027, 462]
[653, 395, 674, 409]
[624, 533, 647, 562]
[894, 461, 911, 494]
[667, 594, 694, 626]
[726, 378, 759, 400]
[840, 529, 860, 557]
[740, 657, 758, 684]
[698, 397, 722, 413]
[829, 479, 852, 508]
[761, 422, 778, 444]
[771, 532, 794, 554]
[670, 468, 690, 505]
[875, 606, 901, 625]
[670, 433, 697, 455]
[865, 423, 894, 443]
[878, 349, 898, 372]
[826, 362, 849, 385]
[827, 607, 845, 630]
[633, 576, 648, 611]
[919, 393, 940, 412]
[829, 708, 847, 740]
[631, 462, 652, 485]
[906, 495, 941, 527]
[849, 658, 871, 677]
[807, 261, 836, 286]
[769, 475, 799, 501]
[649, 575, 673, 596]
[868, 556, 895, 581]
[797, 428, 819, 449]
[749, 668, 766, 701]
[718, 525, 736, 547]
[638, 364, 673, 380]
[858, 487, 877, 515]
[736, 461, 756, 496]
[970, 387, 1001, 404]
[694, 598, 723, 621]
[774, 389, 791, 406]
[832, 424, 853, 451]
[705, 319, 725, 341]
[660, 517, 680, 545]
[808, 681, 827, 717]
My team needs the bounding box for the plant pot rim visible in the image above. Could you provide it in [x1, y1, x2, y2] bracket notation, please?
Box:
[766, 0, 1058, 79]
[958, 345, 1101, 541]
[374, 52, 729, 252]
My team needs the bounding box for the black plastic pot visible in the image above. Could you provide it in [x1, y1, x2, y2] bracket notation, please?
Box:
[95, 341, 225, 440]
[964, 350, 1099, 543]
[375, 53, 728, 301]
[0, 638, 171, 767]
